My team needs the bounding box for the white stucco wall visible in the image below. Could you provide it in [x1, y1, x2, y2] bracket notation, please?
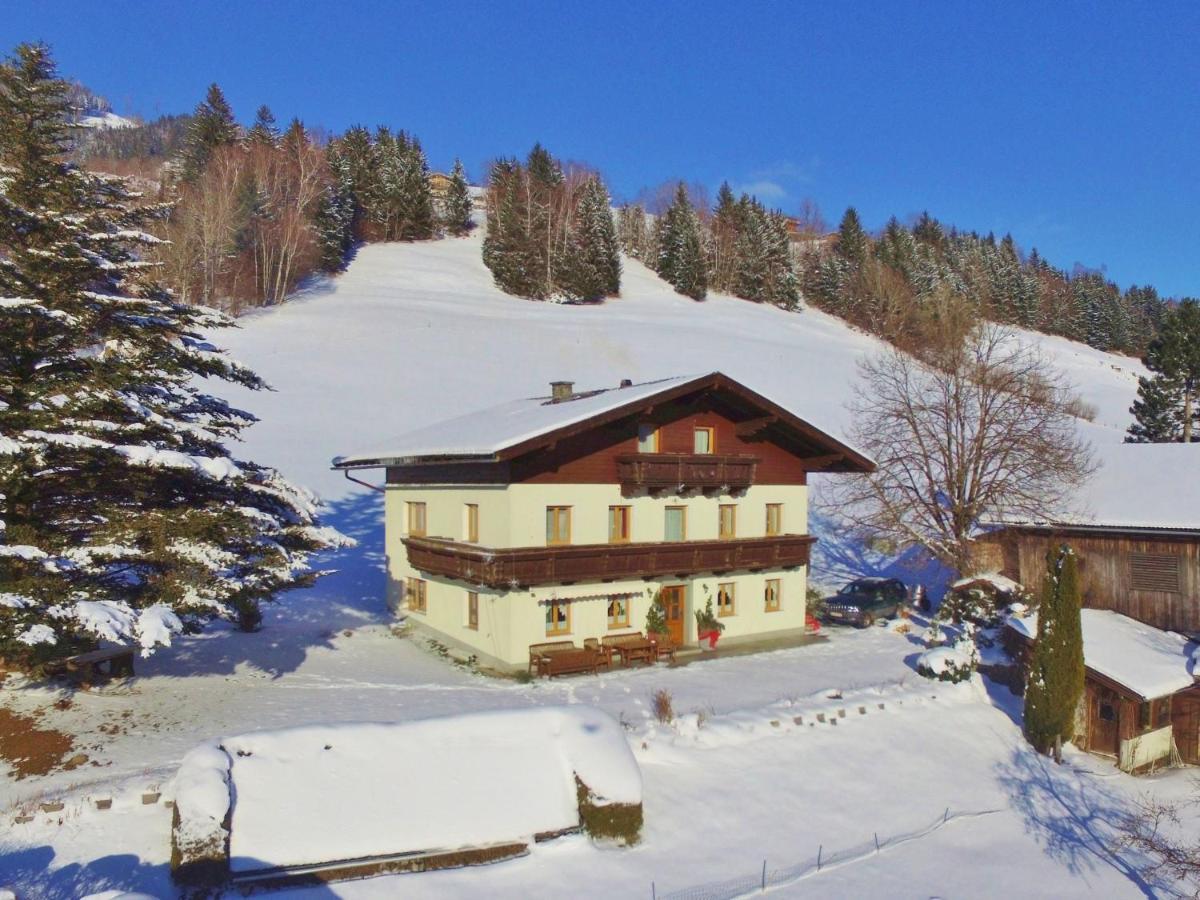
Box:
[1119, 725, 1174, 771]
[384, 483, 812, 668]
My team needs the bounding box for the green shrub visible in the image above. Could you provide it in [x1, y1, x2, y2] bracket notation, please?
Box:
[576, 777, 642, 846]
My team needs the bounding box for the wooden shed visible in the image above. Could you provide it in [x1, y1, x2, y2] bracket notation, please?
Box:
[1005, 609, 1199, 771]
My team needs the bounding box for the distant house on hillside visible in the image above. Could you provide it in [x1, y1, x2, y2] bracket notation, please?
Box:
[428, 171, 452, 198]
[333, 373, 873, 672]
[986, 443, 1200, 771]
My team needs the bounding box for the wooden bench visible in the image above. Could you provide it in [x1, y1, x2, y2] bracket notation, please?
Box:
[528, 640, 577, 676]
[538, 647, 602, 678]
[647, 631, 678, 664]
[46, 647, 135, 685]
[602, 632, 655, 667]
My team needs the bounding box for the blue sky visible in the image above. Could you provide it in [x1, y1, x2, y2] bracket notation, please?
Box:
[6, 1, 1199, 297]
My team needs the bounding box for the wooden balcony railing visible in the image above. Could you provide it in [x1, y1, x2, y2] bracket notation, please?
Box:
[402, 534, 816, 589]
[614, 453, 760, 494]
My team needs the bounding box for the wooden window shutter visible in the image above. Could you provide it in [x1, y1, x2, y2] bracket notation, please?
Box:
[1129, 553, 1181, 593]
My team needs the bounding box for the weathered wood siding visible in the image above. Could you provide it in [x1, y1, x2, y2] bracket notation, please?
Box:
[1172, 689, 1200, 765]
[990, 529, 1200, 634]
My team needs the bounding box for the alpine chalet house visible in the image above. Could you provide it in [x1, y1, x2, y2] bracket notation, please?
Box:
[988, 443, 1200, 771]
[333, 373, 874, 671]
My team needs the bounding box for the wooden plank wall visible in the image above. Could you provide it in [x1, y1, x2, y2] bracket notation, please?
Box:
[994, 531, 1200, 634]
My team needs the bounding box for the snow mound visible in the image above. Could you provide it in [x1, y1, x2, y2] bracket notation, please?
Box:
[176, 706, 640, 873]
[917, 646, 974, 676]
[952, 572, 1022, 594]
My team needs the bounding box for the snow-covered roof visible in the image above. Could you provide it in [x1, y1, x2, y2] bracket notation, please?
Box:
[332, 371, 873, 471]
[1007, 608, 1197, 699]
[1001, 442, 1200, 534]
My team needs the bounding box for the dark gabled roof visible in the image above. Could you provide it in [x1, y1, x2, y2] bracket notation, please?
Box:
[333, 372, 875, 474]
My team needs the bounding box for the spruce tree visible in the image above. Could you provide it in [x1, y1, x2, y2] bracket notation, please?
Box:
[178, 82, 239, 182]
[1128, 299, 1200, 442]
[656, 183, 707, 300]
[441, 157, 473, 236]
[246, 104, 278, 147]
[0, 44, 346, 668]
[835, 207, 869, 264]
[561, 175, 620, 301]
[1023, 546, 1085, 757]
[617, 204, 650, 260]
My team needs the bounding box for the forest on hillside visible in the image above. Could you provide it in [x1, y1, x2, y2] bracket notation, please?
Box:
[56, 57, 1187, 369]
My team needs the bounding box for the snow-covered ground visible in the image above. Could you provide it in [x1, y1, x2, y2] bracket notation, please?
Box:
[3, 231, 1190, 899]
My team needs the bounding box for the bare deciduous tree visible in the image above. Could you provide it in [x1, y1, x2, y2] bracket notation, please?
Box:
[1114, 783, 1200, 896]
[829, 323, 1098, 575]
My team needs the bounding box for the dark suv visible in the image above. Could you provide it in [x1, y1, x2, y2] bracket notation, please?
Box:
[821, 577, 909, 627]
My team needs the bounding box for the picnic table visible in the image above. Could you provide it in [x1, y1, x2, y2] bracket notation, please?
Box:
[602, 633, 655, 667]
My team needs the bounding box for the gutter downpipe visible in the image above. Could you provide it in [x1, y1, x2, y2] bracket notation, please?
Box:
[340, 467, 386, 494]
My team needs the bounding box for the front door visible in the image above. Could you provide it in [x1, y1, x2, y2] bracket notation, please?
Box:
[660, 585, 686, 645]
[1090, 685, 1121, 756]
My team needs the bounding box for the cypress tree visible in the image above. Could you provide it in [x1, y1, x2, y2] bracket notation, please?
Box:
[0, 43, 345, 667]
[178, 82, 239, 182]
[441, 157, 473, 236]
[1023, 546, 1085, 757]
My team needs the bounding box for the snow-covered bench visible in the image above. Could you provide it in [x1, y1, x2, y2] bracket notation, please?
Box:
[45, 647, 135, 684]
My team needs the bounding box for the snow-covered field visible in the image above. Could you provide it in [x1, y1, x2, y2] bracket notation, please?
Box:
[2, 231, 1190, 899]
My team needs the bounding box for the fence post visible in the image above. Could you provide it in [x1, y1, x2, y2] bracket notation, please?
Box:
[874, 831, 879, 853]
[944, 806, 949, 824]
[761, 859, 767, 892]
[817, 844, 822, 871]
[651, 881, 655, 900]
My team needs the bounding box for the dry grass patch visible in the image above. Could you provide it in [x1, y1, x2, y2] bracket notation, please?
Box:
[0, 707, 76, 779]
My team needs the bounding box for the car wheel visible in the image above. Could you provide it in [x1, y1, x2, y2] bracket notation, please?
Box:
[860, 613, 875, 628]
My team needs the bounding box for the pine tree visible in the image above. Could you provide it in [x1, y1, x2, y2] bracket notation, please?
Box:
[656, 183, 707, 300]
[482, 157, 541, 297]
[707, 182, 742, 292]
[178, 82, 238, 182]
[1023, 546, 1085, 757]
[441, 157, 473, 236]
[1127, 373, 1186, 443]
[0, 43, 346, 668]
[246, 104, 278, 147]
[313, 142, 355, 273]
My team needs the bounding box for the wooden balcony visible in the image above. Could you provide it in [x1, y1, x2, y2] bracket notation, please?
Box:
[402, 534, 816, 589]
[615, 453, 760, 494]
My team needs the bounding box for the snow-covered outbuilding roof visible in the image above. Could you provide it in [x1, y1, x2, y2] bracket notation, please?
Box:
[332, 371, 874, 473]
[998, 442, 1200, 535]
[1007, 608, 1198, 700]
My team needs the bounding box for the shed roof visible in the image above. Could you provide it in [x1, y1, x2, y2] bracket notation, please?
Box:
[1006, 608, 1197, 700]
[332, 371, 875, 473]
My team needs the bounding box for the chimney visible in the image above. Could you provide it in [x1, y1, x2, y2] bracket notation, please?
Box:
[550, 381, 574, 402]
[619, 378, 633, 388]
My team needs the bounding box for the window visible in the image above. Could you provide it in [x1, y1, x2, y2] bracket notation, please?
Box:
[608, 505, 631, 543]
[719, 504, 737, 539]
[765, 578, 781, 612]
[464, 504, 479, 542]
[717, 582, 735, 617]
[1140, 699, 1172, 732]
[765, 503, 783, 536]
[406, 501, 427, 537]
[1130, 553, 1181, 593]
[637, 423, 660, 453]
[545, 599, 571, 636]
[466, 591, 478, 630]
[665, 506, 687, 542]
[546, 506, 572, 545]
[607, 596, 630, 629]
[693, 426, 715, 454]
[1138, 701, 1152, 731]
[405, 577, 427, 613]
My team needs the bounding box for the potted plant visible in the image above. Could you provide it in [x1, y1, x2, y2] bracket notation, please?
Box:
[694, 598, 725, 650]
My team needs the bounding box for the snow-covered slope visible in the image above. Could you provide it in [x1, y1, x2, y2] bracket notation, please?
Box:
[218, 229, 1147, 585]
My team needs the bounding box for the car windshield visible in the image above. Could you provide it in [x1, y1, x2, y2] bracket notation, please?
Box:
[845, 579, 880, 593]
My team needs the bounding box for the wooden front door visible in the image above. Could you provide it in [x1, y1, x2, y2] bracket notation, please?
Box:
[1090, 685, 1121, 756]
[660, 585, 686, 645]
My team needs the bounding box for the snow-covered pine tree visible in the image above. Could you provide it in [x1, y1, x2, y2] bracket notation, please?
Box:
[560, 175, 620, 302]
[177, 82, 239, 183]
[707, 182, 742, 293]
[1023, 546, 1085, 757]
[1127, 298, 1200, 442]
[441, 158, 473, 236]
[732, 199, 768, 301]
[617, 203, 650, 260]
[396, 136, 436, 241]
[835, 207, 869, 265]
[246, 104, 279, 148]
[0, 43, 347, 669]
[656, 183, 707, 300]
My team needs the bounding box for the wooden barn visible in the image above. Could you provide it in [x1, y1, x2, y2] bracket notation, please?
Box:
[990, 443, 1200, 771]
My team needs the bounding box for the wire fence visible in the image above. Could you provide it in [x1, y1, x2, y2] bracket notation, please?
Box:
[651, 806, 1004, 900]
